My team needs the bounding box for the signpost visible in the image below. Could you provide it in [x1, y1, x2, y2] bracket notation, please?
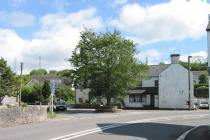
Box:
[50, 81, 56, 116]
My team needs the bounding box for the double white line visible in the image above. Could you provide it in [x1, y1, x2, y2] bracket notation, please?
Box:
[49, 114, 208, 140]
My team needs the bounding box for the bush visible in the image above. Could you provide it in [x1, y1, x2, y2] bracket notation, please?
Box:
[194, 87, 209, 98]
[20, 102, 28, 108]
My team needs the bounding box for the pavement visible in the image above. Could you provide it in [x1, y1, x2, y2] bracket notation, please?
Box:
[0, 109, 209, 140]
[184, 125, 210, 140]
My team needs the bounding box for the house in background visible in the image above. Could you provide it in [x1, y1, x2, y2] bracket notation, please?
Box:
[124, 54, 194, 109]
[76, 54, 194, 109]
[27, 75, 72, 88]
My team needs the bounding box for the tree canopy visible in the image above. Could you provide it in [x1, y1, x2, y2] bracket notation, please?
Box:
[180, 61, 207, 71]
[70, 29, 148, 105]
[0, 57, 19, 97]
[30, 69, 47, 76]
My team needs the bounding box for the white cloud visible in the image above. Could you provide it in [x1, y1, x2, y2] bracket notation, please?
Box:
[180, 51, 207, 62]
[111, 0, 210, 45]
[0, 8, 103, 73]
[0, 11, 36, 27]
[0, 29, 28, 68]
[135, 49, 163, 64]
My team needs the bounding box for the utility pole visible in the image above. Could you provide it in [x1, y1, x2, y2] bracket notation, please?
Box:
[188, 56, 192, 110]
[206, 14, 210, 130]
[19, 62, 23, 106]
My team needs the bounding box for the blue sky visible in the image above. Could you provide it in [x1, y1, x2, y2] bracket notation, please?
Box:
[0, 0, 210, 73]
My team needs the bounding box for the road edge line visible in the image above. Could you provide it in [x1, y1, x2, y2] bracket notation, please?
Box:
[177, 125, 201, 140]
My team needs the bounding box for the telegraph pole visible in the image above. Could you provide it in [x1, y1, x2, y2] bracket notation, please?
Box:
[19, 62, 23, 106]
[188, 56, 192, 110]
[206, 14, 210, 130]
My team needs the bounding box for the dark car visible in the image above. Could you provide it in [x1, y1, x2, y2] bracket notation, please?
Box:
[55, 101, 67, 111]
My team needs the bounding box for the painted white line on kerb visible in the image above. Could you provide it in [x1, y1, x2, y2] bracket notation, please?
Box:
[176, 124, 207, 140]
[49, 114, 209, 140]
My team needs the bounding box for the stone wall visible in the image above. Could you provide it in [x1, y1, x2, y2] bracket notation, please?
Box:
[0, 106, 47, 127]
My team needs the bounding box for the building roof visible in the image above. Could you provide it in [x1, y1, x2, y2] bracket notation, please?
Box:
[27, 75, 72, 88]
[129, 87, 158, 95]
[148, 64, 170, 77]
[206, 22, 210, 31]
[192, 71, 208, 79]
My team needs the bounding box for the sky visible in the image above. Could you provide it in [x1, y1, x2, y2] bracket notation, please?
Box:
[0, 0, 210, 74]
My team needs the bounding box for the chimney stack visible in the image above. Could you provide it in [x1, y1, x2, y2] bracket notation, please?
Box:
[170, 54, 180, 64]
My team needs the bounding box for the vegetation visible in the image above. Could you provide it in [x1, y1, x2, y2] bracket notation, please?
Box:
[70, 29, 148, 105]
[47, 112, 56, 118]
[20, 102, 28, 107]
[0, 57, 19, 97]
[194, 73, 209, 98]
[55, 87, 74, 103]
[180, 61, 207, 71]
[30, 69, 47, 76]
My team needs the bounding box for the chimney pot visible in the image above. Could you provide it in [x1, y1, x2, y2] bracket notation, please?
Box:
[170, 54, 180, 64]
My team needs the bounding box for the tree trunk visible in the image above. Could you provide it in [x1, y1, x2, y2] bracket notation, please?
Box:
[106, 96, 111, 106]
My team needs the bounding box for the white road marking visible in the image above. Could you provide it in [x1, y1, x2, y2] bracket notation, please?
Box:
[49, 113, 209, 140]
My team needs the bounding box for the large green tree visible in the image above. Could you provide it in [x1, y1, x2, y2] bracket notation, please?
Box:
[30, 69, 47, 76]
[70, 29, 148, 105]
[0, 57, 19, 97]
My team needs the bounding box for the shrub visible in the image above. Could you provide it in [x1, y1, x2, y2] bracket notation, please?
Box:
[20, 102, 28, 108]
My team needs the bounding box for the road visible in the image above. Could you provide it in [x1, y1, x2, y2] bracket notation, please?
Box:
[0, 109, 209, 140]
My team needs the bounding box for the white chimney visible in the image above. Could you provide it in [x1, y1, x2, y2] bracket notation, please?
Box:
[170, 54, 180, 64]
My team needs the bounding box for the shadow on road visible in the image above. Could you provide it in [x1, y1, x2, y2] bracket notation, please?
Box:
[97, 122, 193, 140]
[56, 109, 96, 115]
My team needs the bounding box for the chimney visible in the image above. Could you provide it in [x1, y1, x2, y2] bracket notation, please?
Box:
[170, 54, 180, 64]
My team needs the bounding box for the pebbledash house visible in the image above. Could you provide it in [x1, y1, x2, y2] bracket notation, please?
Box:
[76, 54, 194, 109]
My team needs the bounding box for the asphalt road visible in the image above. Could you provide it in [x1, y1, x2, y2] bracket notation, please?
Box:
[0, 109, 209, 140]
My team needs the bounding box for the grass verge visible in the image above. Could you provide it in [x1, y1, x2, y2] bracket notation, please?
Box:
[47, 112, 57, 118]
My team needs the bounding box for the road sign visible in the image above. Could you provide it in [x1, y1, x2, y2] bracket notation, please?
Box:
[50, 82, 56, 94]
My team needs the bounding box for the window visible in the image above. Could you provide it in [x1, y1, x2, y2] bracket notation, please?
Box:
[129, 95, 142, 102]
[154, 80, 158, 87]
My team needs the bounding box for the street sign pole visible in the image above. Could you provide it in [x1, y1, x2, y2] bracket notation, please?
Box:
[50, 80, 56, 116]
[51, 93, 54, 116]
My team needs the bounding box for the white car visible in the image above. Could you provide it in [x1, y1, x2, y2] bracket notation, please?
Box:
[199, 101, 209, 109]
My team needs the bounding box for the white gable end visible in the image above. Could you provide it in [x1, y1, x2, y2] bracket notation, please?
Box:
[158, 64, 194, 109]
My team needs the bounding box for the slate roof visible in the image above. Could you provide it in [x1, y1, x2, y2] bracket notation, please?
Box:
[148, 64, 170, 77]
[28, 75, 72, 88]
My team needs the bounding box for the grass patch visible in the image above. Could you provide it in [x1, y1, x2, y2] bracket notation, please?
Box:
[47, 112, 57, 118]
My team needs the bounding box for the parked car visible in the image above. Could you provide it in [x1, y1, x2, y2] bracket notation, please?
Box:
[199, 101, 209, 109]
[55, 101, 67, 111]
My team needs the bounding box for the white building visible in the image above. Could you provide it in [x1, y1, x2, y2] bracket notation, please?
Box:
[124, 54, 194, 109]
[76, 54, 194, 109]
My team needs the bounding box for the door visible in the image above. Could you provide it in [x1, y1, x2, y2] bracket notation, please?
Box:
[150, 95, 155, 107]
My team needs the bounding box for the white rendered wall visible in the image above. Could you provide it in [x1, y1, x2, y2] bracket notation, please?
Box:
[158, 64, 194, 109]
[76, 88, 90, 103]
